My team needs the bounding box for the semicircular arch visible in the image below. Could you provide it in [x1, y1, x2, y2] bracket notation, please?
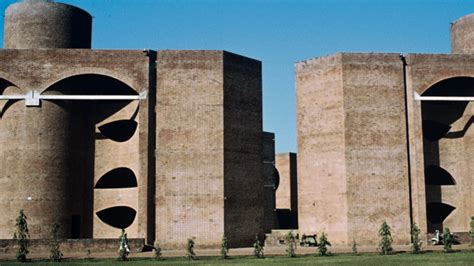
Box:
[417, 75, 474, 96]
[40, 67, 140, 94]
[0, 72, 26, 92]
[42, 73, 138, 96]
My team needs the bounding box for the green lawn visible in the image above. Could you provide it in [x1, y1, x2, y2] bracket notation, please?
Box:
[1, 251, 474, 266]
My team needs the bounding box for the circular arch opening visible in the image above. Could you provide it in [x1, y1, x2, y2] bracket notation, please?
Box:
[95, 167, 138, 189]
[422, 76, 474, 97]
[96, 206, 137, 229]
[43, 74, 139, 123]
[43, 74, 138, 96]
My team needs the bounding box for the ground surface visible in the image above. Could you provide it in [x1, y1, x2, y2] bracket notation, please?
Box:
[1, 250, 474, 265]
[1, 244, 473, 265]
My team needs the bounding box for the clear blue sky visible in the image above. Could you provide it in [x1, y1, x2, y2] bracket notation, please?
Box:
[1, 0, 473, 153]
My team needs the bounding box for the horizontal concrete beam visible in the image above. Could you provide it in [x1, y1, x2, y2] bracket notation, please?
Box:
[414, 92, 474, 101]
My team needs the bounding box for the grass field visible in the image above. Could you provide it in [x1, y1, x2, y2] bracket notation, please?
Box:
[1, 250, 473, 265]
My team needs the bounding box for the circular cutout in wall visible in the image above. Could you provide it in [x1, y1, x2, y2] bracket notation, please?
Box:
[96, 206, 136, 229]
[95, 167, 137, 189]
[98, 120, 138, 142]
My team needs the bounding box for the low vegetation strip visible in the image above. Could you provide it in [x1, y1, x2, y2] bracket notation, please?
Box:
[0, 250, 473, 265]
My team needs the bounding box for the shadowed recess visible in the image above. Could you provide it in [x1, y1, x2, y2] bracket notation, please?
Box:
[44, 74, 137, 96]
[424, 165, 456, 185]
[0, 79, 16, 93]
[426, 202, 456, 224]
[95, 167, 137, 189]
[422, 120, 451, 141]
[422, 76, 474, 96]
[43, 74, 138, 123]
[273, 167, 280, 190]
[276, 209, 298, 229]
[0, 78, 21, 118]
[98, 120, 138, 142]
[96, 206, 136, 229]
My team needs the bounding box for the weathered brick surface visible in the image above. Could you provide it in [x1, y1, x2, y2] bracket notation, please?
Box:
[155, 50, 225, 249]
[275, 152, 298, 229]
[451, 14, 474, 54]
[342, 53, 410, 245]
[155, 51, 263, 248]
[296, 53, 411, 245]
[223, 52, 263, 247]
[4, 0, 92, 49]
[296, 54, 349, 243]
[275, 153, 297, 211]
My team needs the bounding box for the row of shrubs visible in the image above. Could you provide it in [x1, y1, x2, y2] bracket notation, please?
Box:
[158, 219, 472, 261]
[376, 221, 462, 255]
[11, 208, 327, 262]
[11, 210, 474, 262]
[283, 220, 472, 259]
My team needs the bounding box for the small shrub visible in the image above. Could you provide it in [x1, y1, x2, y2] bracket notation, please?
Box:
[317, 232, 331, 256]
[378, 221, 393, 255]
[253, 234, 264, 258]
[410, 223, 423, 254]
[220, 235, 229, 259]
[118, 229, 130, 261]
[13, 210, 29, 262]
[86, 249, 92, 260]
[443, 227, 454, 253]
[49, 223, 63, 262]
[186, 239, 197, 260]
[154, 242, 162, 260]
[285, 231, 296, 257]
[351, 239, 358, 255]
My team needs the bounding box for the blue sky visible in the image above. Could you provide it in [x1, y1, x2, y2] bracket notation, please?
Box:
[1, 0, 473, 153]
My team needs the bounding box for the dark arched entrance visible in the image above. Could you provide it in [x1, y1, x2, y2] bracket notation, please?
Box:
[46, 74, 139, 238]
[420, 76, 474, 232]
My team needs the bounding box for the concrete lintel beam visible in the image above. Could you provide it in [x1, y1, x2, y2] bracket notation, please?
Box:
[0, 90, 147, 107]
[414, 92, 474, 101]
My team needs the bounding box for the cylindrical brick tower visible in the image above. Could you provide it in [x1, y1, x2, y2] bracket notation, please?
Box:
[0, 98, 91, 238]
[0, 0, 94, 239]
[451, 14, 474, 54]
[3, 0, 92, 49]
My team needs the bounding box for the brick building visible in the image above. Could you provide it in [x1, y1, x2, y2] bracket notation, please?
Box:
[296, 14, 474, 245]
[0, 0, 263, 249]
